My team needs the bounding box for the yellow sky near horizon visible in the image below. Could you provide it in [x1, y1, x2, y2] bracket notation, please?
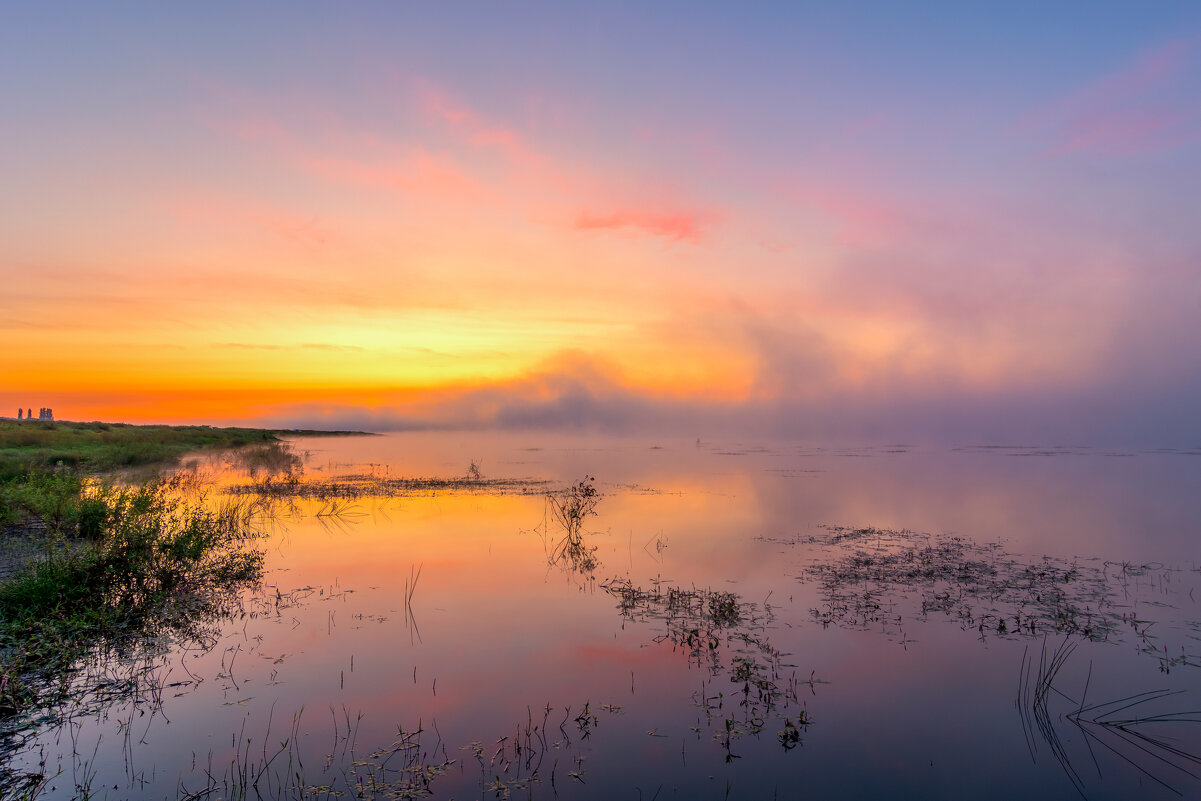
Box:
[3, 6, 1196, 437]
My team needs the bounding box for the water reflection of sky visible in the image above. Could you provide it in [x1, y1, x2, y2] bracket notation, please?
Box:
[9, 432, 1201, 799]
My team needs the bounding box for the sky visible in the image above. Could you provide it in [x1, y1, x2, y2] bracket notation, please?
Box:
[2, 3, 1200, 443]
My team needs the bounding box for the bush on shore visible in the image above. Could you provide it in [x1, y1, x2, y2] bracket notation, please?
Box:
[0, 476, 264, 718]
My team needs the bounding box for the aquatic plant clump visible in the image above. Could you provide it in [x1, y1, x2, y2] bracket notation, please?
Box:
[227, 472, 552, 501]
[601, 578, 811, 754]
[544, 477, 601, 573]
[792, 525, 1199, 668]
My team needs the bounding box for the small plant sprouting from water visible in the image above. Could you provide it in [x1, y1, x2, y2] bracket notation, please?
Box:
[543, 476, 601, 574]
[169, 707, 457, 801]
[602, 578, 808, 752]
[404, 562, 423, 643]
[466, 459, 483, 481]
[777, 716, 804, 750]
[549, 476, 599, 539]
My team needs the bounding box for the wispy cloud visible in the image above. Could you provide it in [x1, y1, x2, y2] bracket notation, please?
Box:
[415, 82, 526, 157]
[573, 209, 712, 242]
[207, 79, 723, 249]
[1021, 37, 1201, 157]
[213, 342, 365, 352]
[215, 108, 485, 205]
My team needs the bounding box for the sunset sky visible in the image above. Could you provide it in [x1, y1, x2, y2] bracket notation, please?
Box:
[3, 3, 1200, 442]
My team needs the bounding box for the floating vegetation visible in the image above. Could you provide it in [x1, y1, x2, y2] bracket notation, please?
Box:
[212, 444, 550, 503]
[789, 525, 1200, 667]
[227, 472, 551, 501]
[601, 578, 811, 755]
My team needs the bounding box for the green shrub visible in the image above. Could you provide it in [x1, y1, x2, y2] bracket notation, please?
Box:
[76, 493, 108, 538]
[5, 472, 83, 535]
[0, 478, 264, 720]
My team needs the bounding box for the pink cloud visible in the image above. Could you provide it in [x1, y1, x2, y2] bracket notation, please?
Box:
[212, 103, 487, 205]
[411, 80, 730, 224]
[1055, 107, 1201, 156]
[774, 179, 905, 250]
[207, 79, 724, 247]
[1020, 36, 1201, 157]
[252, 212, 333, 249]
[808, 191, 901, 249]
[1090, 38, 1194, 98]
[573, 209, 711, 242]
[170, 192, 338, 250]
[297, 148, 481, 198]
[414, 82, 527, 160]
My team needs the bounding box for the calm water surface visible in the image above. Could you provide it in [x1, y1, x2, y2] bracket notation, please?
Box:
[9, 433, 1201, 800]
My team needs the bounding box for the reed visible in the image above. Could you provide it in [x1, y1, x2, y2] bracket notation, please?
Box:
[1017, 637, 1201, 797]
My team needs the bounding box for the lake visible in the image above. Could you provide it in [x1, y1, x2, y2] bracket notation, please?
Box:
[6, 432, 1201, 800]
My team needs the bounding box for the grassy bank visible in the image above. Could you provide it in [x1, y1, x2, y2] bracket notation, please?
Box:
[0, 420, 362, 528]
[0, 419, 362, 482]
[0, 479, 263, 715]
[0, 420, 355, 790]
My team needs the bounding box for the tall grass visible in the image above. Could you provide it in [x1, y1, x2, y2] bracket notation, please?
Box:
[0, 420, 288, 531]
[0, 420, 296, 482]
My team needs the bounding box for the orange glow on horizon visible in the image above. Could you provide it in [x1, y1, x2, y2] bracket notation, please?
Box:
[4, 34, 1183, 437]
